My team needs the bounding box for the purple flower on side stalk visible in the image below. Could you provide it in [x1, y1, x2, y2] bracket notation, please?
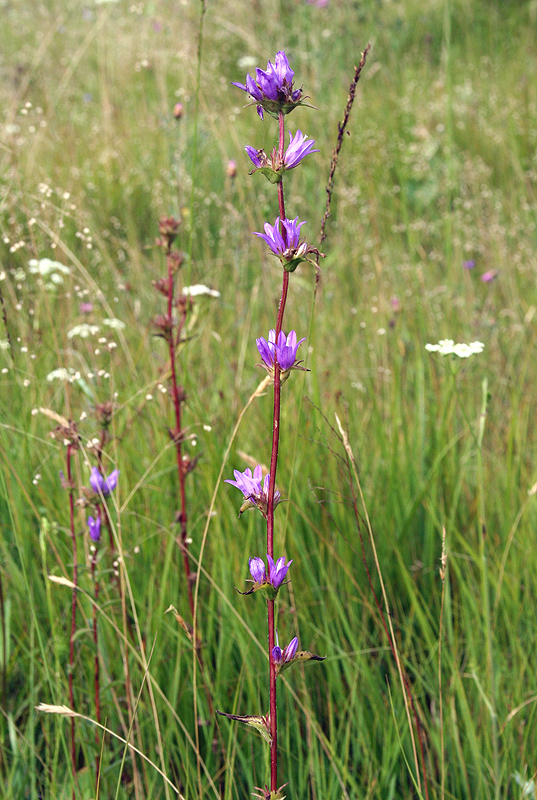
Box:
[245, 130, 318, 182]
[87, 515, 101, 543]
[253, 216, 322, 273]
[272, 631, 298, 666]
[89, 466, 119, 495]
[232, 51, 304, 119]
[225, 465, 282, 518]
[257, 329, 306, 382]
[481, 270, 498, 283]
[463, 259, 476, 270]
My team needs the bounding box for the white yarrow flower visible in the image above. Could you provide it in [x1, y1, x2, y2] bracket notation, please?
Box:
[182, 284, 220, 298]
[103, 318, 126, 330]
[513, 773, 536, 798]
[67, 324, 100, 339]
[46, 367, 81, 382]
[425, 339, 484, 358]
[28, 258, 71, 277]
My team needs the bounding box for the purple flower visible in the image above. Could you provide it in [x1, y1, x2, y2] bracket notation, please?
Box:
[232, 51, 303, 119]
[463, 259, 476, 270]
[257, 329, 306, 379]
[272, 632, 298, 665]
[481, 270, 498, 283]
[245, 146, 264, 169]
[247, 554, 292, 589]
[90, 466, 119, 495]
[253, 216, 322, 273]
[225, 465, 282, 518]
[249, 556, 267, 583]
[267, 554, 292, 588]
[283, 130, 318, 169]
[87, 515, 101, 543]
[244, 130, 317, 180]
[254, 216, 304, 255]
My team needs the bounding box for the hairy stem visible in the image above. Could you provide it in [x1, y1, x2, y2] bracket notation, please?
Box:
[265, 109, 290, 794]
[166, 249, 195, 620]
[66, 445, 77, 797]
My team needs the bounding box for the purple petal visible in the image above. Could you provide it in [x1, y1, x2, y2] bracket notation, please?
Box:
[89, 467, 104, 494]
[245, 146, 263, 168]
[87, 515, 101, 543]
[249, 556, 266, 583]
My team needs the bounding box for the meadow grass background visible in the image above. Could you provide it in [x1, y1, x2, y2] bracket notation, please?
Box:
[1, 0, 537, 797]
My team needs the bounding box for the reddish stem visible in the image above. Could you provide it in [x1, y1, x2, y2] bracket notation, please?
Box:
[265, 109, 290, 793]
[66, 445, 77, 796]
[91, 535, 101, 736]
[167, 251, 195, 620]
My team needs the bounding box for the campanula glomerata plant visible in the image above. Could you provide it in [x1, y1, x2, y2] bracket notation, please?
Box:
[219, 51, 325, 799]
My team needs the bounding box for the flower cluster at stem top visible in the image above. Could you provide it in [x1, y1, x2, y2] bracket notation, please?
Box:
[233, 50, 303, 119]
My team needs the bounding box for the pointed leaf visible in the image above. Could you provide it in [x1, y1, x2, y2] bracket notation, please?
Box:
[216, 711, 272, 744]
[277, 650, 326, 675]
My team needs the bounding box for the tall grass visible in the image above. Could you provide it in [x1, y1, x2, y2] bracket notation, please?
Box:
[1, 0, 537, 797]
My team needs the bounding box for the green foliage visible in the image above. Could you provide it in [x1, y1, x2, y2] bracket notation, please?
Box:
[1, 0, 537, 797]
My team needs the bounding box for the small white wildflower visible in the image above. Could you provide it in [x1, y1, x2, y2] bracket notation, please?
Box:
[203, 424, 212, 432]
[102, 318, 126, 330]
[145, 393, 153, 400]
[1, 368, 8, 374]
[28, 258, 71, 277]
[31, 408, 39, 415]
[513, 773, 536, 798]
[134, 545, 140, 554]
[46, 368, 72, 382]
[426, 339, 484, 358]
[22, 379, 30, 387]
[67, 324, 100, 339]
[182, 284, 220, 298]
[0, 340, 10, 350]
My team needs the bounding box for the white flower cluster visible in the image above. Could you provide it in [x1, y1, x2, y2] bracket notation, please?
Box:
[46, 367, 81, 382]
[103, 318, 126, 330]
[28, 258, 71, 290]
[182, 284, 220, 298]
[425, 339, 485, 358]
[67, 324, 100, 339]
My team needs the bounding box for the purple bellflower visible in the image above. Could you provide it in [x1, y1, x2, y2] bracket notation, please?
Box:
[245, 130, 318, 183]
[253, 216, 322, 272]
[267, 554, 292, 588]
[257, 329, 306, 381]
[87, 515, 101, 543]
[232, 51, 304, 119]
[225, 465, 282, 518]
[272, 631, 298, 667]
[248, 554, 292, 590]
[89, 466, 119, 495]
